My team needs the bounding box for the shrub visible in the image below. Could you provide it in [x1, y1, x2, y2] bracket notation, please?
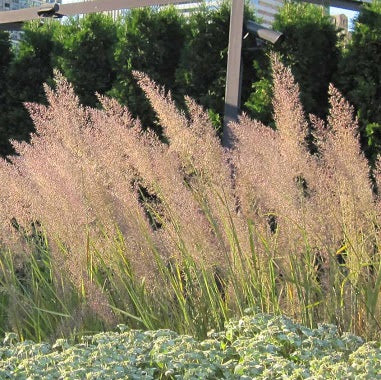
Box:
[0, 30, 13, 156]
[109, 6, 186, 130]
[338, 0, 381, 163]
[245, 2, 340, 125]
[53, 13, 118, 107]
[2, 21, 57, 157]
[0, 55, 380, 343]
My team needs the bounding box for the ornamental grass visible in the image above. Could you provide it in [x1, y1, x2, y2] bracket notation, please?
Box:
[0, 55, 380, 342]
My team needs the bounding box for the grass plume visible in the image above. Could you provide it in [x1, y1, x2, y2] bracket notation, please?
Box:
[0, 55, 380, 341]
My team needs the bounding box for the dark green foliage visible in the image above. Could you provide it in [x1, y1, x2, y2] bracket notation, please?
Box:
[5, 21, 58, 156]
[8, 22, 56, 104]
[54, 14, 118, 107]
[245, 2, 340, 125]
[0, 31, 13, 156]
[244, 54, 274, 126]
[175, 3, 231, 115]
[338, 0, 381, 163]
[109, 7, 186, 129]
[274, 2, 340, 118]
[3, 0, 379, 163]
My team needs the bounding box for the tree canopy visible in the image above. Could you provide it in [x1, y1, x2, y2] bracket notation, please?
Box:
[53, 14, 118, 107]
[0, 0, 380, 163]
[0, 31, 13, 156]
[338, 0, 381, 163]
[108, 6, 186, 129]
[245, 2, 340, 126]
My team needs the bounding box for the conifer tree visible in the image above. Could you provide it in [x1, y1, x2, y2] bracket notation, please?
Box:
[338, 0, 381, 163]
[245, 2, 339, 125]
[53, 14, 117, 107]
[109, 6, 185, 129]
[5, 21, 58, 156]
[0, 30, 13, 156]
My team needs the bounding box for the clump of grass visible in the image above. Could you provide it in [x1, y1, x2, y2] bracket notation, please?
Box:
[0, 55, 380, 342]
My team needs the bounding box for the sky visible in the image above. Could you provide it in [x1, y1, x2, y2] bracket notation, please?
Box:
[330, 7, 359, 31]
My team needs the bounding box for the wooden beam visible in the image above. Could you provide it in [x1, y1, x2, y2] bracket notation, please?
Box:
[223, 0, 244, 148]
[304, 0, 370, 12]
[0, 0, 198, 28]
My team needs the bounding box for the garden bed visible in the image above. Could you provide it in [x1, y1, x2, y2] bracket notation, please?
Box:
[1, 313, 380, 379]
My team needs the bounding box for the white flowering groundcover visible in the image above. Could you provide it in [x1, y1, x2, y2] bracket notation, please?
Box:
[1, 313, 380, 379]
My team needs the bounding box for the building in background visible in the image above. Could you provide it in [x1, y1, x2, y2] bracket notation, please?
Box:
[0, 0, 61, 42]
[174, 0, 219, 16]
[0, 0, 58, 12]
[331, 13, 351, 44]
[331, 13, 349, 32]
[168, 0, 285, 26]
[1, 0, 288, 28]
[60, 0, 127, 20]
[174, 0, 290, 28]
[253, 0, 283, 27]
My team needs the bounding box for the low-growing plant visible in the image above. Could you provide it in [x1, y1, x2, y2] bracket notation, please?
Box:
[1, 313, 380, 379]
[0, 54, 381, 343]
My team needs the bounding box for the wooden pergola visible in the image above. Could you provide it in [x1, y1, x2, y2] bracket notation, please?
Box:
[0, 0, 372, 146]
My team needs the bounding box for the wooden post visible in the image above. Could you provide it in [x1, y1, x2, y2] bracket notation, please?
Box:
[223, 0, 244, 148]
